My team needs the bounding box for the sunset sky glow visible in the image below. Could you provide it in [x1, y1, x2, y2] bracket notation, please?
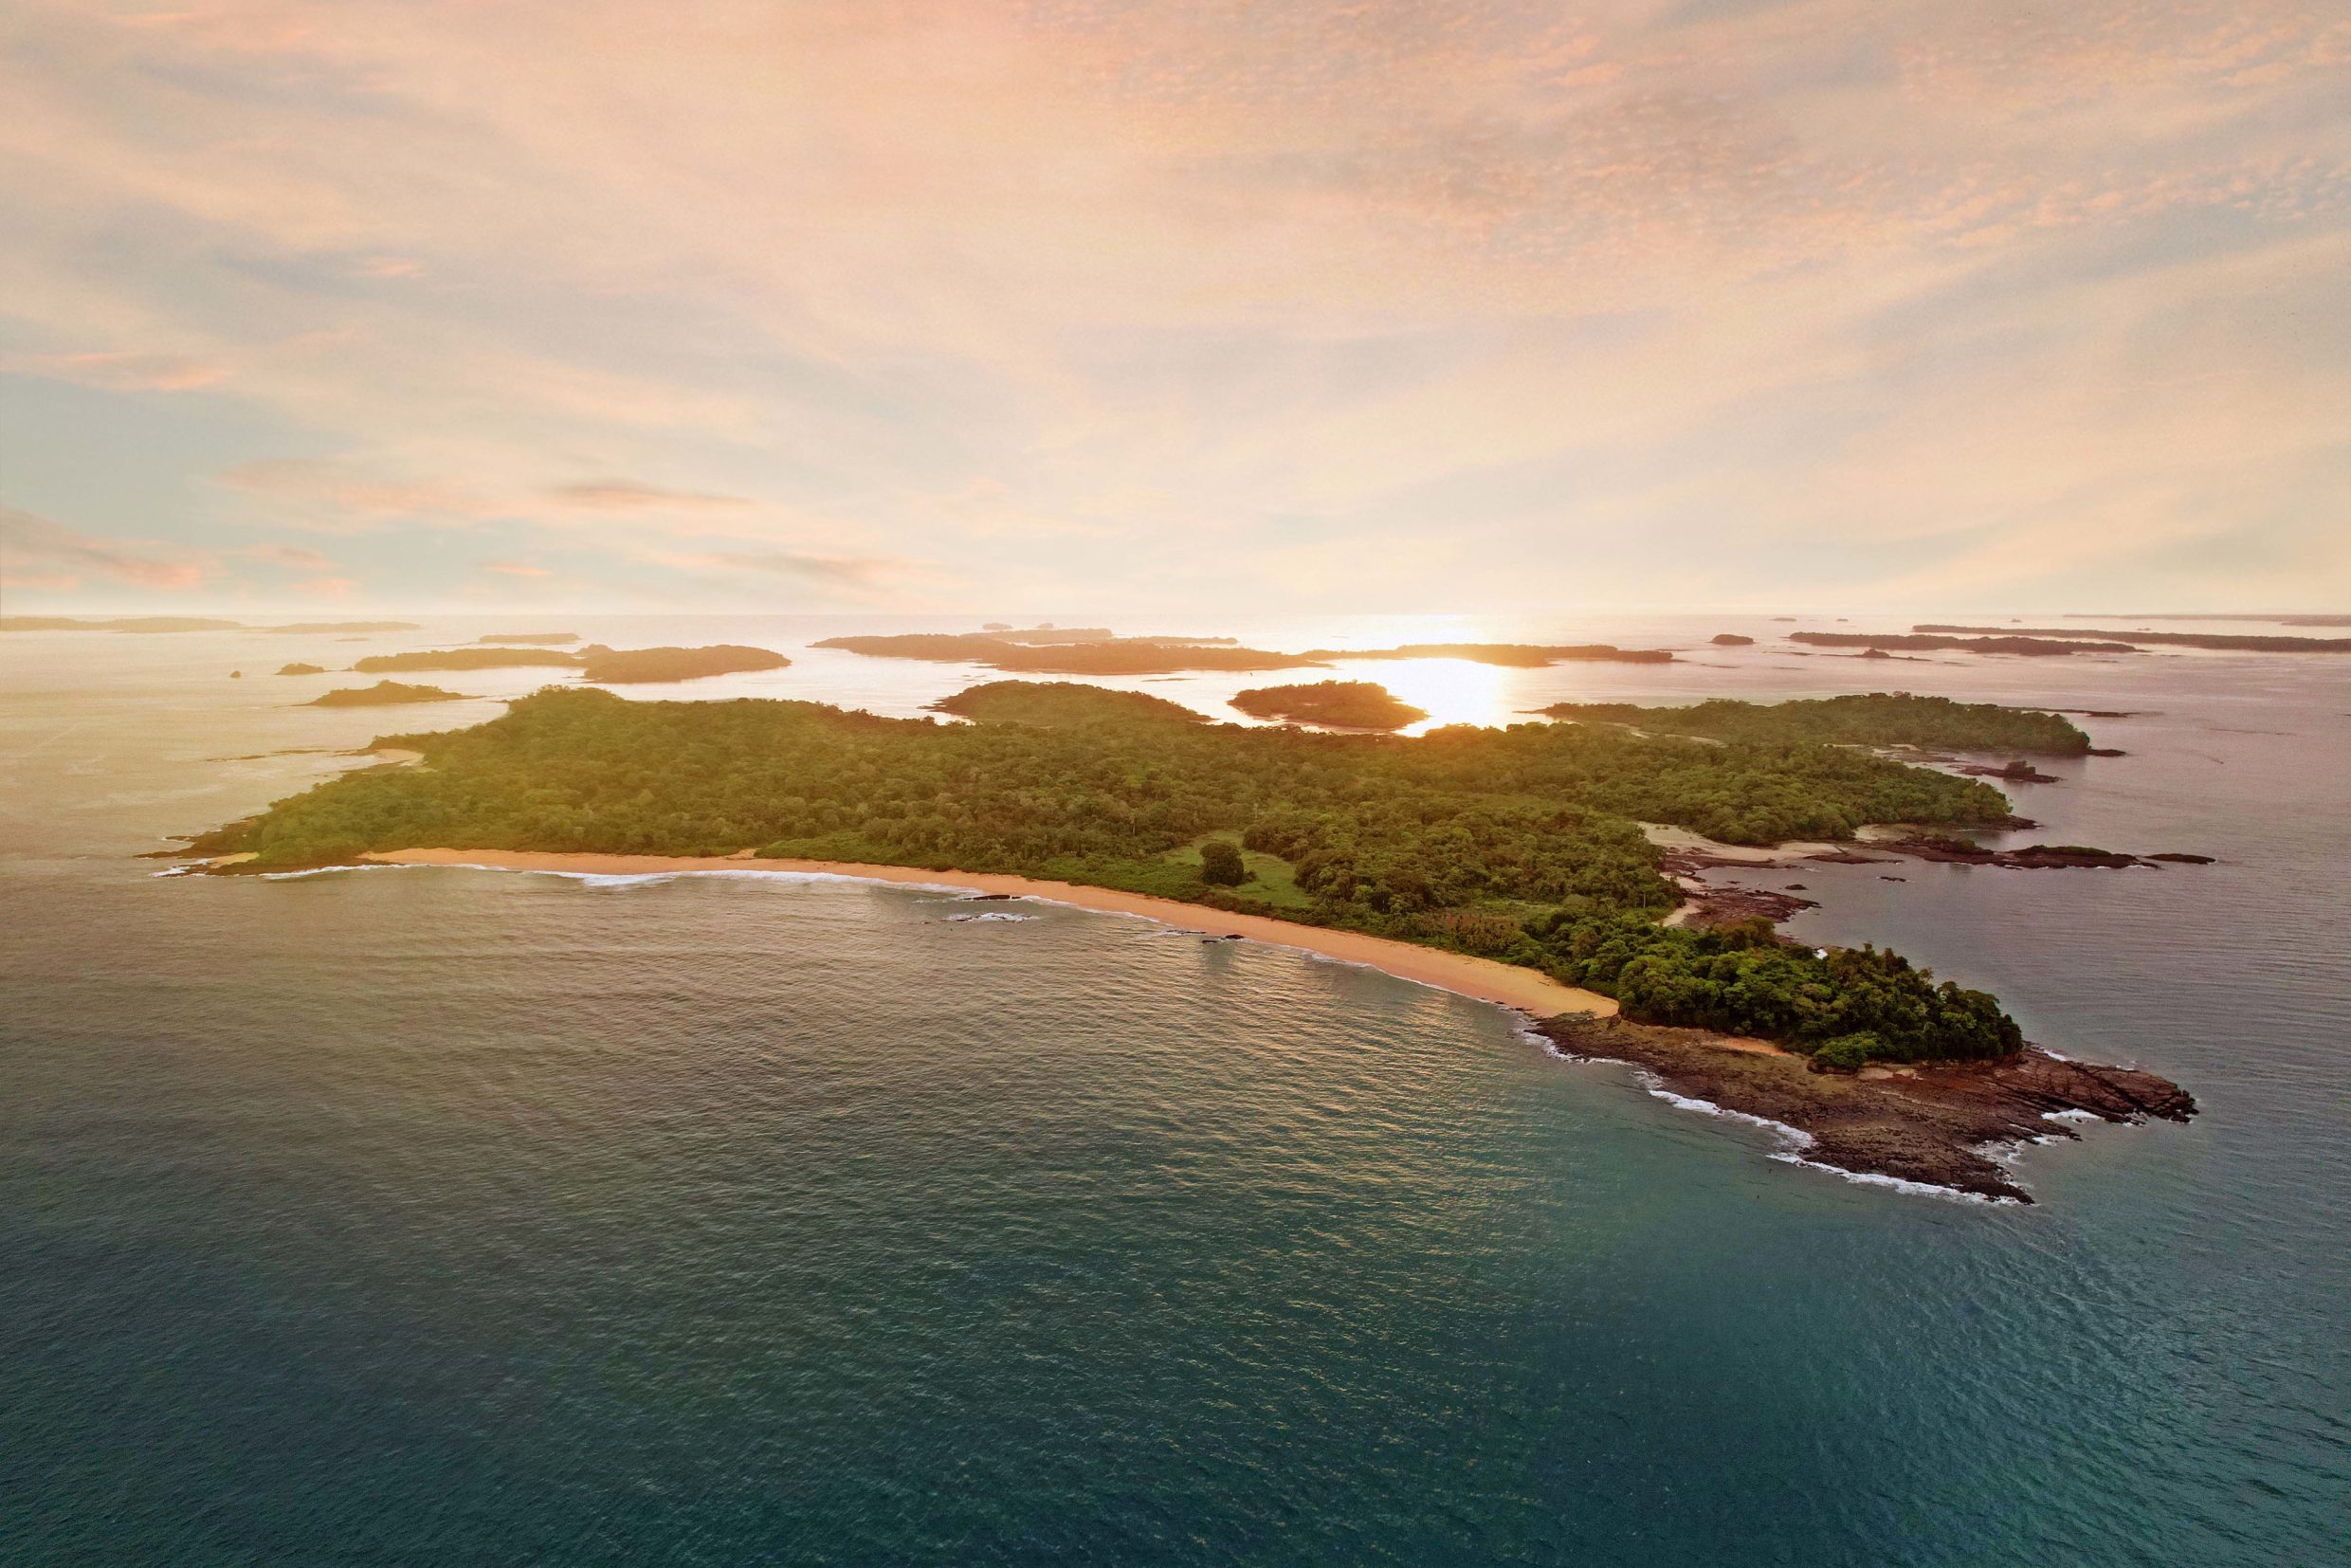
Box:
[3, 0, 2346, 614]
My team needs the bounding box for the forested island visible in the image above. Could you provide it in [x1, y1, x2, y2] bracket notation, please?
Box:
[929, 682, 1209, 726]
[1306, 643, 1675, 666]
[184, 680, 2198, 1195]
[1542, 693, 2095, 755]
[341, 643, 787, 683]
[306, 680, 470, 706]
[816, 632, 1676, 674]
[574, 644, 790, 683]
[1231, 681, 1429, 730]
[1917, 624, 2351, 652]
[277, 663, 326, 676]
[1791, 631, 2132, 656]
[812, 632, 1322, 674]
[2, 616, 420, 634]
[196, 682, 2033, 1066]
[354, 648, 582, 673]
[3, 616, 246, 632]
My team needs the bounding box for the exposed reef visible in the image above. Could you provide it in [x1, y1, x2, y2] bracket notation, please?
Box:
[1539, 1014, 2196, 1202]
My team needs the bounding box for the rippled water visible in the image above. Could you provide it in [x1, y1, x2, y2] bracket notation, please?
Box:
[2, 617, 2344, 1564]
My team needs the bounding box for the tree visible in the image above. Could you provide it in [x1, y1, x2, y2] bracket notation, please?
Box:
[1199, 840, 1248, 885]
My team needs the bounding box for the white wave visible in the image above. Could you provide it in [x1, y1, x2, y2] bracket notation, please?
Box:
[1769, 1153, 2016, 1205]
[944, 911, 1034, 922]
[1540, 1035, 2027, 1204]
[257, 863, 407, 881]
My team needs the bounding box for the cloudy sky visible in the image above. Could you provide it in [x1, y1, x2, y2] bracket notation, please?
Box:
[2, 0, 2344, 615]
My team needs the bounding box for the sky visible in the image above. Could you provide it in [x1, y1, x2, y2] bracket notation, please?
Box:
[1, 0, 2345, 617]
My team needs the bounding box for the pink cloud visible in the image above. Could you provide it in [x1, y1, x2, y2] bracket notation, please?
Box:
[545, 480, 754, 512]
[237, 542, 335, 571]
[14, 350, 229, 392]
[0, 504, 210, 590]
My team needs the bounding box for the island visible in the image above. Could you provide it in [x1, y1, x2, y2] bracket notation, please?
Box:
[276, 663, 326, 676]
[305, 680, 471, 706]
[928, 681, 1208, 726]
[1915, 624, 2351, 653]
[1304, 643, 1675, 666]
[354, 648, 583, 673]
[1230, 680, 1429, 730]
[811, 632, 1323, 675]
[1791, 631, 2134, 656]
[0, 617, 423, 633]
[1541, 693, 2096, 755]
[1710, 633, 1755, 646]
[478, 632, 581, 646]
[347, 643, 791, 683]
[575, 644, 790, 683]
[177, 680, 2193, 1198]
[2, 616, 246, 632]
[815, 632, 1675, 674]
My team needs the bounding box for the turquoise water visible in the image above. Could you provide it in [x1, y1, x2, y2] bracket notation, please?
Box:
[3, 619, 2345, 1564]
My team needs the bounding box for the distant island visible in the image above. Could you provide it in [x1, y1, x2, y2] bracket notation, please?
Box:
[574, 644, 790, 683]
[276, 663, 327, 676]
[812, 632, 1322, 674]
[1542, 693, 2095, 756]
[183, 682, 2194, 1197]
[1710, 633, 1755, 646]
[1915, 624, 2351, 653]
[1, 616, 421, 634]
[1305, 642, 1675, 666]
[477, 632, 580, 646]
[2058, 612, 2351, 629]
[1231, 680, 1429, 730]
[1792, 631, 2132, 656]
[355, 648, 582, 673]
[816, 631, 1674, 674]
[306, 680, 470, 707]
[2, 616, 246, 633]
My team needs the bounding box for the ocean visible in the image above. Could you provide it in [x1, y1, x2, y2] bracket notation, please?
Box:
[3, 615, 2344, 1565]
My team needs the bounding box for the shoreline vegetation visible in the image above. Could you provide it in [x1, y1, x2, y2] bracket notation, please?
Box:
[177, 681, 2197, 1198]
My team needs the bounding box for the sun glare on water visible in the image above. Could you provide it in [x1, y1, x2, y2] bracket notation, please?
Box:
[1374, 659, 1513, 734]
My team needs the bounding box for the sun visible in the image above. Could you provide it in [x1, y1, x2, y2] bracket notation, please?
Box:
[1372, 658, 1511, 734]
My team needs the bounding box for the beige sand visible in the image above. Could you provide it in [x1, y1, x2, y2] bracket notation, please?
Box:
[1638, 823, 1844, 864]
[365, 848, 1618, 1021]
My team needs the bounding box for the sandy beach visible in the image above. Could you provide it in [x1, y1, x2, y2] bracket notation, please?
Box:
[363, 848, 1617, 1020]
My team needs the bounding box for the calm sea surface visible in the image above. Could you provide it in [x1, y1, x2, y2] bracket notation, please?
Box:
[3, 615, 2345, 1565]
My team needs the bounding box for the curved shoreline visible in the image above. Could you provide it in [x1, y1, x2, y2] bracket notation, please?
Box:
[360, 848, 1620, 1020]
